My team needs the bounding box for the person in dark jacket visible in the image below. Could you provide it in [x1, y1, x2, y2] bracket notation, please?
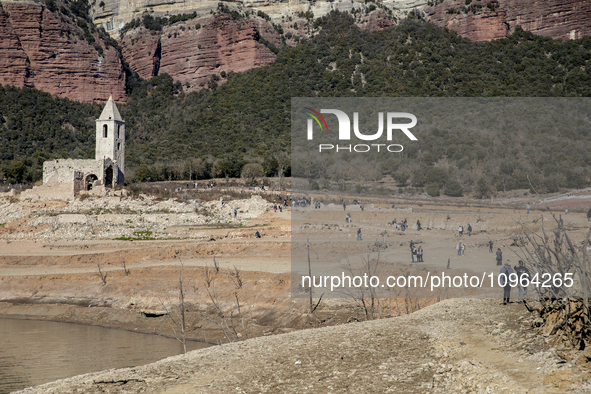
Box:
[514, 260, 531, 303]
[500, 263, 515, 305]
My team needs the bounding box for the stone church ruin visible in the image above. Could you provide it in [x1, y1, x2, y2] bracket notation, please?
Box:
[21, 97, 126, 202]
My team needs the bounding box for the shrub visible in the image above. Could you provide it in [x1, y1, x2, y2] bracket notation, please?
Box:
[426, 183, 440, 197]
[444, 181, 463, 197]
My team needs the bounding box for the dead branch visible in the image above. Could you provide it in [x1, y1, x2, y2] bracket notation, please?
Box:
[96, 263, 107, 285]
[312, 293, 324, 313]
[122, 261, 130, 276]
[229, 265, 243, 289]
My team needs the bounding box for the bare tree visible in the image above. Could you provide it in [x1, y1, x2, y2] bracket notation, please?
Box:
[341, 245, 390, 321]
[308, 235, 313, 314]
[241, 163, 264, 186]
[202, 258, 249, 343]
[159, 261, 188, 353]
[229, 265, 243, 289]
[275, 152, 290, 189]
[512, 179, 591, 348]
[178, 262, 187, 353]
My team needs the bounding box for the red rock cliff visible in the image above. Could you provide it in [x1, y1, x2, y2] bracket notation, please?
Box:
[426, 0, 591, 42]
[0, 0, 125, 102]
[120, 14, 279, 89]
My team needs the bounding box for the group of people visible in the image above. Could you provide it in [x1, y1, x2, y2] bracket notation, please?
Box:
[392, 218, 408, 231]
[458, 224, 472, 237]
[456, 242, 465, 256]
[410, 241, 424, 263]
[292, 197, 311, 208]
[499, 260, 530, 305]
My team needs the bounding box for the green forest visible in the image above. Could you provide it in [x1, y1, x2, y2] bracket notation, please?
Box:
[1, 12, 591, 196]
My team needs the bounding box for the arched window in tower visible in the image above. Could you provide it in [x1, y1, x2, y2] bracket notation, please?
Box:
[103, 124, 108, 138]
[117, 142, 121, 151]
[117, 125, 120, 138]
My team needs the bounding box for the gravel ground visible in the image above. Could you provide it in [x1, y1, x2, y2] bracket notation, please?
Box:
[0, 194, 272, 242]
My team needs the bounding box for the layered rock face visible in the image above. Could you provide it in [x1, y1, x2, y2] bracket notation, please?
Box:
[120, 14, 280, 88]
[0, 0, 125, 102]
[2, 0, 591, 103]
[426, 0, 591, 42]
[92, 0, 421, 32]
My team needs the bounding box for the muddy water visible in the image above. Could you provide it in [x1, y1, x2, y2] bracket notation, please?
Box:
[0, 318, 209, 394]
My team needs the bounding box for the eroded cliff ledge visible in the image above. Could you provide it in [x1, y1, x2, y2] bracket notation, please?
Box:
[426, 0, 591, 42]
[0, 0, 125, 102]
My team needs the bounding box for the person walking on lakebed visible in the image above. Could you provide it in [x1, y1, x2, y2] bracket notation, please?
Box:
[496, 248, 503, 266]
[500, 262, 516, 305]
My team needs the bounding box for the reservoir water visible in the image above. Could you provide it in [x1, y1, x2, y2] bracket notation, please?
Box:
[0, 318, 209, 393]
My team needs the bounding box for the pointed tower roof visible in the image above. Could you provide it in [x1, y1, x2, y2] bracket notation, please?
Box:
[98, 95, 123, 122]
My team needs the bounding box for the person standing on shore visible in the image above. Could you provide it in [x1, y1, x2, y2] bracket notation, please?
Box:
[496, 248, 503, 266]
[489, 240, 493, 253]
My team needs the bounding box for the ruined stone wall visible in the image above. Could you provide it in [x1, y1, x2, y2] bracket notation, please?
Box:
[43, 159, 103, 185]
[73, 171, 85, 196]
[19, 183, 76, 202]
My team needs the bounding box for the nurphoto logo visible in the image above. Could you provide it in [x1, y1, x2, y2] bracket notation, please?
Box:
[304, 108, 418, 153]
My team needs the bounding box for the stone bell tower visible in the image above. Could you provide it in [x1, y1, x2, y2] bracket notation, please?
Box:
[95, 95, 125, 184]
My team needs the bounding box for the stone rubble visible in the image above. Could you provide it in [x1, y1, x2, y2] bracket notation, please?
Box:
[0, 193, 272, 243]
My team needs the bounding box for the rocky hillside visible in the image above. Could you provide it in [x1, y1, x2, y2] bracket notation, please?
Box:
[425, 0, 591, 42]
[119, 13, 281, 90]
[0, 0, 125, 102]
[1, 0, 590, 102]
[91, 0, 419, 33]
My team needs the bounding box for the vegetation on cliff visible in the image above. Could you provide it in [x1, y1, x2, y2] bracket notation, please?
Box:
[1, 12, 591, 195]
